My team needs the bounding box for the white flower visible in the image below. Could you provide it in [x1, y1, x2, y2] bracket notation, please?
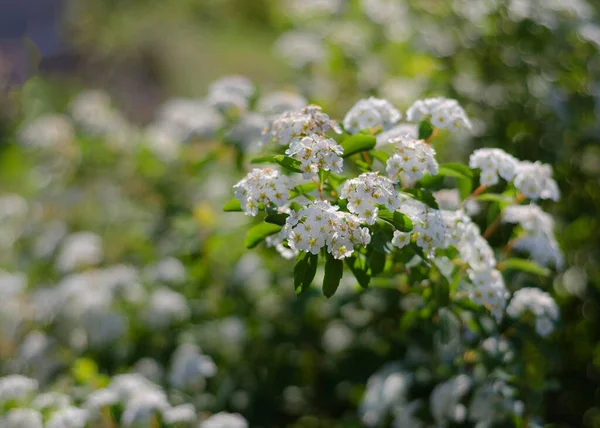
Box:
[206, 76, 254, 115]
[46, 406, 89, 428]
[108, 374, 155, 401]
[469, 148, 519, 186]
[0, 270, 27, 300]
[56, 232, 103, 273]
[359, 363, 412, 427]
[18, 114, 74, 150]
[375, 123, 419, 146]
[442, 210, 496, 270]
[340, 172, 404, 224]
[280, 200, 371, 259]
[468, 268, 509, 321]
[406, 97, 472, 131]
[430, 375, 471, 426]
[284, 0, 343, 20]
[143, 123, 183, 161]
[70, 90, 133, 147]
[85, 388, 119, 411]
[145, 257, 187, 285]
[265, 105, 341, 147]
[392, 199, 447, 256]
[503, 204, 563, 268]
[209, 75, 255, 100]
[274, 32, 326, 69]
[162, 404, 197, 424]
[168, 344, 217, 391]
[144, 288, 190, 328]
[442, 210, 509, 319]
[0, 375, 38, 404]
[257, 92, 308, 117]
[391, 231, 411, 248]
[514, 161, 560, 201]
[469, 381, 524, 426]
[233, 168, 291, 216]
[2, 408, 43, 428]
[156, 98, 223, 140]
[32, 392, 71, 411]
[121, 389, 169, 427]
[343, 97, 402, 134]
[225, 113, 269, 151]
[507, 288, 559, 336]
[385, 136, 438, 187]
[200, 412, 248, 428]
[286, 135, 344, 179]
[327, 22, 371, 58]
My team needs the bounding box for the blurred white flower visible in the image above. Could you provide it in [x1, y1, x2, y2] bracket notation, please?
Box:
[168, 344, 217, 391]
[144, 288, 190, 328]
[430, 374, 471, 425]
[46, 406, 89, 428]
[0, 375, 38, 404]
[274, 32, 326, 69]
[56, 232, 103, 272]
[18, 114, 74, 150]
[1, 408, 43, 428]
[200, 412, 249, 428]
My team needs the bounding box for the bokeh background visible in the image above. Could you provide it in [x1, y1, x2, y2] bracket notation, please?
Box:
[1, 0, 599, 427]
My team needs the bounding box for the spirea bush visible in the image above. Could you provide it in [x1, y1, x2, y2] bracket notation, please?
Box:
[226, 97, 561, 312]
[0, 75, 567, 427]
[223, 95, 564, 425]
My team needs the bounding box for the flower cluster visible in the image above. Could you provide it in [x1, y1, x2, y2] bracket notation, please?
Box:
[340, 172, 403, 224]
[393, 199, 447, 256]
[507, 288, 559, 336]
[207, 75, 255, 114]
[264, 105, 341, 147]
[469, 150, 560, 201]
[503, 204, 564, 268]
[469, 148, 519, 186]
[286, 135, 344, 179]
[233, 168, 291, 216]
[342, 97, 402, 134]
[385, 135, 439, 186]
[514, 161, 560, 201]
[280, 200, 371, 259]
[406, 97, 472, 130]
[442, 210, 508, 320]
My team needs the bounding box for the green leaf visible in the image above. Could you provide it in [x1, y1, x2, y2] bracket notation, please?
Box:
[340, 134, 377, 158]
[457, 177, 473, 200]
[345, 255, 371, 288]
[273, 155, 302, 173]
[223, 198, 242, 212]
[294, 253, 319, 295]
[250, 155, 276, 164]
[264, 213, 289, 226]
[403, 188, 439, 209]
[435, 277, 451, 307]
[290, 182, 319, 197]
[244, 223, 282, 249]
[498, 258, 551, 277]
[417, 174, 445, 190]
[475, 194, 515, 204]
[377, 208, 414, 232]
[368, 249, 386, 276]
[323, 255, 344, 298]
[371, 228, 394, 254]
[370, 150, 390, 165]
[418, 120, 434, 140]
[437, 163, 474, 179]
